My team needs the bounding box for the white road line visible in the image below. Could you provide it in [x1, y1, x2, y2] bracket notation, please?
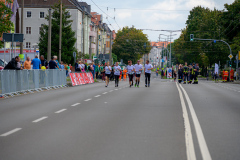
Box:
[238, 91, 240, 92]
[115, 89, 118, 90]
[180, 84, 212, 160]
[95, 95, 101, 97]
[84, 99, 92, 101]
[102, 92, 108, 94]
[55, 109, 67, 113]
[71, 103, 80, 106]
[109, 90, 113, 92]
[176, 83, 196, 160]
[119, 88, 122, 89]
[0, 128, 22, 137]
[32, 117, 48, 123]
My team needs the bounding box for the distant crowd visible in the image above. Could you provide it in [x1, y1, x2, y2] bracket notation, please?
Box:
[4, 55, 72, 75]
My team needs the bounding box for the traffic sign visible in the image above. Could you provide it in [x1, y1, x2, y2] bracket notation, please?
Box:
[36, 49, 39, 53]
[73, 52, 76, 57]
[228, 54, 233, 60]
[93, 56, 97, 60]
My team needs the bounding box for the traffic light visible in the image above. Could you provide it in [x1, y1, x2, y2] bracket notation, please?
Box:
[229, 61, 232, 67]
[190, 34, 194, 41]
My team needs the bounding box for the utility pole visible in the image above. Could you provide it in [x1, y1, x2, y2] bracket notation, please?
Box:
[59, 0, 62, 62]
[109, 31, 112, 65]
[20, 0, 24, 55]
[169, 31, 172, 68]
[47, 8, 52, 62]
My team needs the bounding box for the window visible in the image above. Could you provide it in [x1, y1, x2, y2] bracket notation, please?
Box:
[40, 12, 44, 18]
[27, 11, 31, 18]
[26, 42, 31, 48]
[26, 27, 31, 34]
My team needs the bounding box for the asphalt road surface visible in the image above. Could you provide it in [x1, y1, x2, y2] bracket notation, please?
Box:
[0, 75, 240, 160]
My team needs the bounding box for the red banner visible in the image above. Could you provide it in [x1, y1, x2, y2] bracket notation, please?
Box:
[87, 73, 94, 83]
[79, 73, 86, 85]
[75, 73, 81, 85]
[69, 73, 77, 86]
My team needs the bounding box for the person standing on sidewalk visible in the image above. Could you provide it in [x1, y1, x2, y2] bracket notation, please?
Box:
[24, 56, 31, 70]
[114, 62, 121, 87]
[100, 64, 105, 82]
[144, 60, 153, 87]
[31, 55, 41, 69]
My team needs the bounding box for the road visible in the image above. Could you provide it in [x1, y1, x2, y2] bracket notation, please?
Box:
[0, 75, 240, 160]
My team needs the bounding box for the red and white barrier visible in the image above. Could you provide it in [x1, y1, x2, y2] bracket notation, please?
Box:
[69, 72, 94, 86]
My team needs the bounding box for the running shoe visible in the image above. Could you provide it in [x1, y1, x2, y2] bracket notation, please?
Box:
[145, 84, 147, 87]
[135, 83, 137, 87]
[137, 85, 139, 88]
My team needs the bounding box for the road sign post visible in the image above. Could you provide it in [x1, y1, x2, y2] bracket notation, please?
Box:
[73, 52, 76, 64]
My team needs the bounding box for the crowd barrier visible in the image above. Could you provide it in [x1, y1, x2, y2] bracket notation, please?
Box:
[0, 69, 67, 97]
[69, 72, 94, 86]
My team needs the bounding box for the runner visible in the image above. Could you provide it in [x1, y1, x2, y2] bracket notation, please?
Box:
[144, 60, 153, 87]
[105, 62, 112, 87]
[114, 62, 121, 87]
[134, 60, 143, 87]
[126, 60, 135, 87]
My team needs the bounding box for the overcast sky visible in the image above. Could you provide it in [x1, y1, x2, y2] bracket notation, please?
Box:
[84, 0, 235, 42]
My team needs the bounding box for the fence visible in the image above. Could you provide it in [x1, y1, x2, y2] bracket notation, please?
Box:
[0, 69, 67, 97]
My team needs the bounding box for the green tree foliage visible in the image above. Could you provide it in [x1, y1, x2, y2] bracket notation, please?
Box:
[0, 0, 13, 48]
[39, 2, 76, 64]
[112, 53, 118, 63]
[112, 26, 151, 64]
[172, 0, 240, 71]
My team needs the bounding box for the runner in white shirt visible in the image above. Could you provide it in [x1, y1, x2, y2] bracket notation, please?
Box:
[144, 60, 153, 87]
[126, 60, 135, 87]
[105, 62, 112, 87]
[134, 60, 143, 87]
[114, 62, 121, 87]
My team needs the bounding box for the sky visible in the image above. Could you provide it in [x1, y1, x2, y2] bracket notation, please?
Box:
[82, 0, 235, 42]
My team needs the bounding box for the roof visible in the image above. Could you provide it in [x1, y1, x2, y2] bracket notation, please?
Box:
[150, 41, 171, 47]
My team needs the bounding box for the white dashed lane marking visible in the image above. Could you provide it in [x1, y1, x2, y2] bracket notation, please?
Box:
[84, 99, 92, 102]
[109, 90, 114, 92]
[102, 92, 108, 94]
[0, 128, 22, 137]
[95, 95, 101, 97]
[55, 109, 67, 113]
[71, 103, 80, 106]
[115, 89, 118, 90]
[32, 117, 48, 123]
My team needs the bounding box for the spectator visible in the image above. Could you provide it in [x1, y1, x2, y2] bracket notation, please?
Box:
[31, 55, 41, 69]
[54, 56, 61, 69]
[60, 61, 65, 70]
[95, 63, 99, 79]
[4, 56, 22, 70]
[75, 60, 79, 72]
[40, 55, 48, 69]
[92, 62, 96, 79]
[24, 56, 31, 70]
[49, 56, 60, 69]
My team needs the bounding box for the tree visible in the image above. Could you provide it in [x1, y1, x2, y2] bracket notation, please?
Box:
[112, 53, 117, 63]
[112, 26, 151, 64]
[39, 2, 76, 64]
[0, 0, 13, 48]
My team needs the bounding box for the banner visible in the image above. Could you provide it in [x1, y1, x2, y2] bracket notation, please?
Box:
[167, 68, 172, 79]
[79, 73, 86, 85]
[75, 73, 81, 85]
[87, 73, 94, 83]
[69, 73, 77, 86]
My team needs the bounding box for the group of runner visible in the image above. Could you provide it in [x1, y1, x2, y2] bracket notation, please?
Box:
[104, 60, 153, 88]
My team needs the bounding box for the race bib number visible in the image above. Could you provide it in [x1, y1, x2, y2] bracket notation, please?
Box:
[136, 71, 141, 74]
[106, 71, 111, 74]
